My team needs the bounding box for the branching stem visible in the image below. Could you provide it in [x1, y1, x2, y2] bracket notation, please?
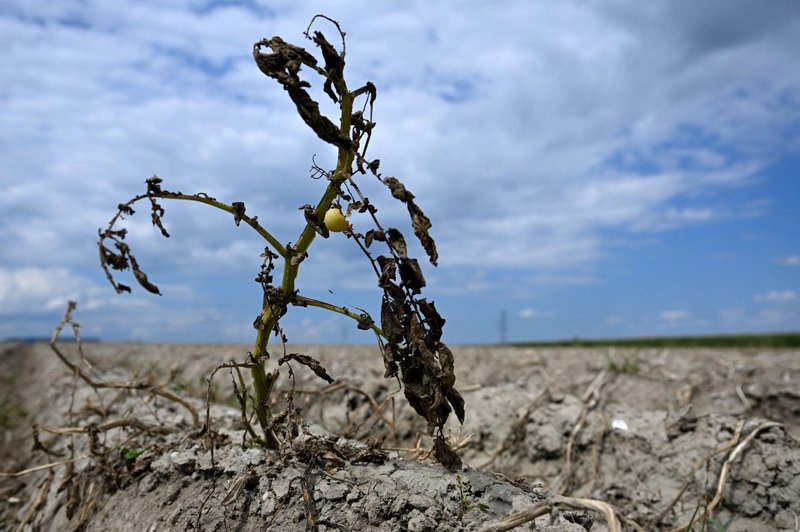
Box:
[294, 294, 387, 339]
[155, 191, 287, 257]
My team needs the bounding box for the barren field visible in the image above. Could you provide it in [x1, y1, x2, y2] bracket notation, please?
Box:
[1, 341, 798, 531]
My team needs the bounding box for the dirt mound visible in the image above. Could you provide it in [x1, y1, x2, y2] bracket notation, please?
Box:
[2, 342, 798, 531]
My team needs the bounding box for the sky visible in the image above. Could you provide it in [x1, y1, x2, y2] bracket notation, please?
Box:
[1, 0, 799, 345]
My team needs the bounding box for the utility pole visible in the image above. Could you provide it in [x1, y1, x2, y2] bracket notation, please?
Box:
[500, 310, 508, 344]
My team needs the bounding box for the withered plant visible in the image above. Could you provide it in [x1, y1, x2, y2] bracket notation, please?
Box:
[98, 16, 464, 464]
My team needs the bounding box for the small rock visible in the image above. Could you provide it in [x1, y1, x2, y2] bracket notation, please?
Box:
[150, 454, 172, 474]
[272, 468, 302, 500]
[169, 452, 196, 474]
[197, 452, 214, 473]
[406, 509, 434, 532]
[260, 493, 276, 515]
[139, 474, 160, 494]
[319, 481, 349, 501]
[345, 487, 363, 503]
[407, 494, 434, 510]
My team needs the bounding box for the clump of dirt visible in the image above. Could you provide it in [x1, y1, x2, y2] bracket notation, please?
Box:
[1, 342, 798, 531]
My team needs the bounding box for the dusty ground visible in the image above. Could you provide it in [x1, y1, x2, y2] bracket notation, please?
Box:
[1, 341, 798, 531]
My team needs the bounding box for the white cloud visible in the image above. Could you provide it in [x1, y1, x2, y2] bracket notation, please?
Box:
[754, 290, 798, 304]
[659, 309, 691, 322]
[776, 255, 800, 266]
[3, 1, 797, 276]
[519, 308, 553, 319]
[0, 267, 95, 315]
[1, 1, 799, 340]
[754, 308, 796, 327]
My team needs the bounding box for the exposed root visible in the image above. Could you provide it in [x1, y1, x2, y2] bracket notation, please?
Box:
[554, 370, 613, 495]
[651, 419, 745, 527]
[49, 301, 199, 426]
[14, 470, 53, 532]
[480, 387, 550, 469]
[479, 494, 623, 532]
[705, 421, 782, 516]
[0, 456, 90, 479]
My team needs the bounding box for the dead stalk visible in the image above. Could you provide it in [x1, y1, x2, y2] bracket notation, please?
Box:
[479, 494, 623, 532]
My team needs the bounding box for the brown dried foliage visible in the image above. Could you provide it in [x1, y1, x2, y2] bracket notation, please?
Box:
[97, 16, 463, 464]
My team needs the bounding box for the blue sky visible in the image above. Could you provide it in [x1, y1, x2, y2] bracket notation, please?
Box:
[1, 0, 799, 344]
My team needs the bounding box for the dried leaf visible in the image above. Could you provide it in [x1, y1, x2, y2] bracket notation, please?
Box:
[445, 387, 465, 425]
[380, 296, 405, 344]
[433, 435, 461, 468]
[279, 353, 335, 384]
[116, 283, 131, 294]
[437, 341, 456, 388]
[129, 256, 161, 295]
[312, 31, 344, 103]
[386, 228, 408, 258]
[376, 256, 396, 287]
[365, 229, 384, 248]
[356, 312, 374, 331]
[381, 342, 400, 379]
[146, 175, 163, 194]
[253, 37, 351, 150]
[300, 204, 329, 238]
[383, 177, 438, 266]
[417, 299, 446, 343]
[367, 158, 380, 175]
[365, 81, 377, 105]
[398, 258, 426, 294]
[101, 247, 128, 271]
[231, 202, 246, 226]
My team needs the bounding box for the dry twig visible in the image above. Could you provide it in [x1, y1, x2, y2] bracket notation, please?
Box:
[479, 494, 622, 532]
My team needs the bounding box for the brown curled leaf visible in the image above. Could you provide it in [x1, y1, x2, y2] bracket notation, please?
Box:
[231, 202, 246, 227]
[367, 158, 380, 175]
[433, 435, 461, 468]
[381, 343, 400, 379]
[116, 283, 131, 294]
[437, 341, 456, 388]
[380, 296, 405, 344]
[356, 311, 375, 331]
[101, 247, 128, 271]
[398, 258, 426, 294]
[300, 203, 329, 238]
[418, 299, 446, 344]
[253, 37, 351, 150]
[312, 31, 344, 103]
[386, 228, 408, 258]
[364, 229, 385, 248]
[376, 256, 396, 287]
[278, 353, 334, 384]
[445, 387, 465, 425]
[383, 177, 438, 266]
[129, 256, 161, 295]
[146, 175, 163, 194]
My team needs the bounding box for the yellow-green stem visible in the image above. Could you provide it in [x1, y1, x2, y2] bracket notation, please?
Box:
[249, 83, 355, 442]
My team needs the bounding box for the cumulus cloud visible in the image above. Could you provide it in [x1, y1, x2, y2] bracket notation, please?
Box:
[519, 308, 552, 319]
[659, 310, 691, 322]
[0, 267, 99, 315]
[754, 290, 798, 304]
[1, 1, 799, 340]
[776, 255, 800, 266]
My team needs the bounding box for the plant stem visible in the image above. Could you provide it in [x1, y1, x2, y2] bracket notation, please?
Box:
[157, 192, 287, 257]
[293, 295, 387, 339]
[248, 82, 356, 443]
